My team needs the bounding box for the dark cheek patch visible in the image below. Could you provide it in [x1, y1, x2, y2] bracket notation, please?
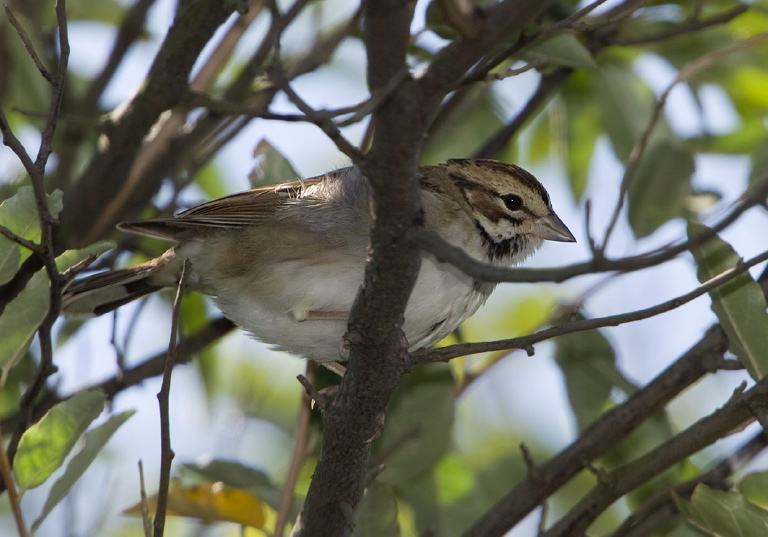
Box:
[466, 190, 508, 223]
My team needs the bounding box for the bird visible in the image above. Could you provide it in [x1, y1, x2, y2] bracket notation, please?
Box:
[62, 159, 576, 362]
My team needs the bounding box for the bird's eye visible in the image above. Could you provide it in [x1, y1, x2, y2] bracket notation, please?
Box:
[502, 194, 523, 211]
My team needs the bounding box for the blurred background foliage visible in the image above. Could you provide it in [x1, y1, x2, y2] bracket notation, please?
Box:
[1, 0, 768, 536]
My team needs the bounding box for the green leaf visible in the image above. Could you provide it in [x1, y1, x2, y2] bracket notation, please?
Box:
[0, 240, 115, 377]
[689, 222, 768, 380]
[679, 484, 768, 536]
[0, 240, 20, 287]
[562, 71, 600, 201]
[434, 453, 474, 504]
[66, 0, 127, 25]
[250, 139, 300, 187]
[195, 161, 229, 201]
[554, 316, 624, 431]
[31, 410, 135, 531]
[628, 140, 695, 238]
[375, 364, 454, 485]
[522, 32, 597, 69]
[0, 187, 63, 252]
[565, 103, 599, 201]
[739, 471, 768, 509]
[352, 482, 400, 537]
[0, 187, 64, 284]
[528, 113, 551, 164]
[14, 390, 106, 492]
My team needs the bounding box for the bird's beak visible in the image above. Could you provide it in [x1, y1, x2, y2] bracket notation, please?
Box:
[531, 213, 576, 243]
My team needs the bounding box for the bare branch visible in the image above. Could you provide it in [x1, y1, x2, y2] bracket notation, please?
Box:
[62, 0, 237, 248]
[274, 361, 316, 537]
[3, 6, 55, 84]
[154, 260, 189, 537]
[610, 4, 749, 46]
[270, 58, 366, 167]
[0, 224, 40, 253]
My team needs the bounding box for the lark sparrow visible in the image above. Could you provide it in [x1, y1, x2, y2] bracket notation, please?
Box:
[63, 159, 575, 361]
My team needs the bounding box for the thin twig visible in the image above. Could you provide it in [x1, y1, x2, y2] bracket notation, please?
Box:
[271, 61, 365, 167]
[490, 58, 547, 81]
[0, 422, 27, 537]
[269, 35, 365, 166]
[3, 6, 55, 84]
[138, 460, 152, 537]
[274, 361, 316, 537]
[153, 260, 189, 537]
[0, 224, 40, 253]
[416, 247, 768, 363]
[611, 4, 748, 46]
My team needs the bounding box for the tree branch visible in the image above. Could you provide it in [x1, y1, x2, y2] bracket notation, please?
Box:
[61, 0, 237, 248]
[153, 260, 188, 537]
[292, 1, 420, 534]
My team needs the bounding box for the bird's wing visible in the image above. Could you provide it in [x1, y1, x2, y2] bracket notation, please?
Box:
[117, 176, 325, 240]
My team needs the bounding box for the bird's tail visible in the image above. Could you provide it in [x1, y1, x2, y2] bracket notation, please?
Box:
[62, 249, 177, 317]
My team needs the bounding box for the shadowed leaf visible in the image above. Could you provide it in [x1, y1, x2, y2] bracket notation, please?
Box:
[689, 222, 768, 380]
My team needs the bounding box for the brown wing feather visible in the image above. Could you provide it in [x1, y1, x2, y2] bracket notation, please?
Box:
[117, 176, 325, 240]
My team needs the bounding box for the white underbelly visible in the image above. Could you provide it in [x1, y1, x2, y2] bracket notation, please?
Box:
[212, 256, 491, 362]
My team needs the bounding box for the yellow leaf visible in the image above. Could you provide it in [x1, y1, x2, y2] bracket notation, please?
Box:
[125, 480, 267, 528]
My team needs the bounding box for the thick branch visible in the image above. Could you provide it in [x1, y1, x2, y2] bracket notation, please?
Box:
[61, 0, 236, 248]
[293, 1, 420, 534]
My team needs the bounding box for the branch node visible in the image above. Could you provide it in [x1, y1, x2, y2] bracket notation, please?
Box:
[297, 374, 328, 410]
[585, 461, 614, 488]
[520, 442, 541, 481]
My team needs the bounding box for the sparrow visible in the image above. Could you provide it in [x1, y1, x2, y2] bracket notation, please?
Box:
[62, 159, 576, 361]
